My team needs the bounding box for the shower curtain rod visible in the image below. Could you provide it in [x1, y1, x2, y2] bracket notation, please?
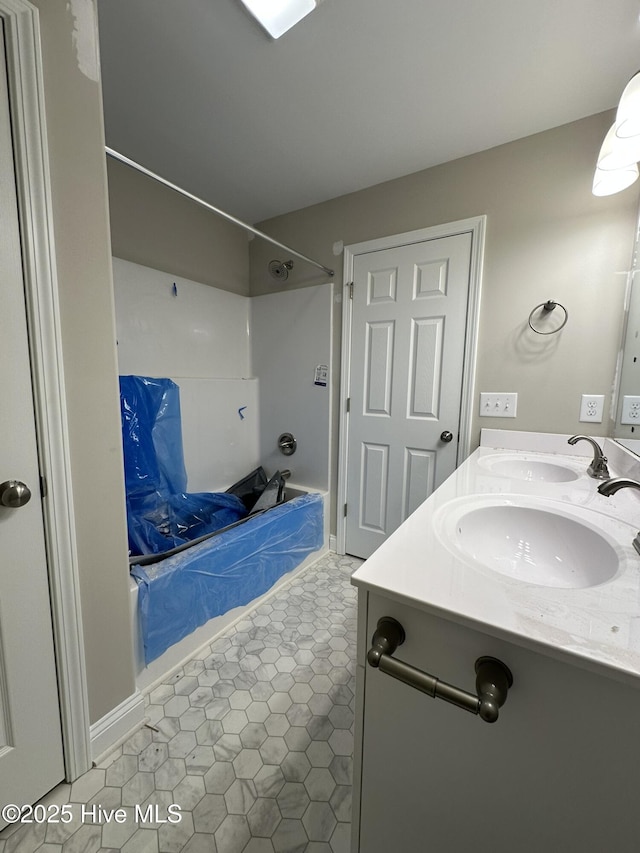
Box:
[105, 147, 335, 278]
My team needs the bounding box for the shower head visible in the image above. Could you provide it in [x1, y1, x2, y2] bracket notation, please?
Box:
[268, 259, 294, 281]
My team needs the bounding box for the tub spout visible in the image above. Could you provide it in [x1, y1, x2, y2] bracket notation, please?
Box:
[598, 477, 640, 555]
[567, 435, 610, 479]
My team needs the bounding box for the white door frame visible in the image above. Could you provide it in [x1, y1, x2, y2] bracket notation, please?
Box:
[2, 0, 91, 779]
[337, 216, 486, 555]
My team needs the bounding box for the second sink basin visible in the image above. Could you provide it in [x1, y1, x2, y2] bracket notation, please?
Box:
[437, 498, 620, 588]
[478, 453, 580, 483]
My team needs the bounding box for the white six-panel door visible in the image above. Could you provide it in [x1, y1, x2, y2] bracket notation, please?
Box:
[344, 231, 474, 559]
[0, 21, 65, 818]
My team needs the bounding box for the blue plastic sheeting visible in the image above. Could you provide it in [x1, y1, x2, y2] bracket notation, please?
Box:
[131, 492, 324, 664]
[120, 375, 247, 556]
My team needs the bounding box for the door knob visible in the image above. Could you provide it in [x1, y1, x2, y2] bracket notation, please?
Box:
[0, 480, 32, 508]
[440, 430, 454, 443]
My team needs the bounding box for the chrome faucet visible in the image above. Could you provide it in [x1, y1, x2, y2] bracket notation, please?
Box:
[597, 477, 640, 555]
[567, 435, 610, 479]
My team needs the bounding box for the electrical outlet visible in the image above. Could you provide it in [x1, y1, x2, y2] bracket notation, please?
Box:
[479, 392, 518, 418]
[579, 394, 604, 423]
[621, 395, 640, 424]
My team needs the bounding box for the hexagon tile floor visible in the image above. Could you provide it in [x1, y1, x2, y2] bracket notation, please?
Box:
[0, 552, 363, 853]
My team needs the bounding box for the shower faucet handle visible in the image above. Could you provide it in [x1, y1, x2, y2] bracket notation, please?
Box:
[278, 432, 297, 455]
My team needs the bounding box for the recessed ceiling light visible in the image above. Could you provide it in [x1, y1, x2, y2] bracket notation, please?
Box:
[239, 0, 317, 39]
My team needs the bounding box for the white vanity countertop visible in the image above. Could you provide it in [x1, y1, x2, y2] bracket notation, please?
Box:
[351, 431, 640, 687]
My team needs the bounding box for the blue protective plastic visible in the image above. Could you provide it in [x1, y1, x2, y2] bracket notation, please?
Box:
[131, 491, 324, 664]
[120, 376, 247, 556]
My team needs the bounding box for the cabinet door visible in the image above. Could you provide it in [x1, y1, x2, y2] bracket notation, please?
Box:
[356, 593, 640, 853]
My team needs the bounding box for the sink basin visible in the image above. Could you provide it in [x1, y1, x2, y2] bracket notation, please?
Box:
[479, 454, 579, 483]
[439, 500, 620, 588]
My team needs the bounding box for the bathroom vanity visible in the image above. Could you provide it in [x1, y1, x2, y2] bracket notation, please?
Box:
[351, 431, 640, 853]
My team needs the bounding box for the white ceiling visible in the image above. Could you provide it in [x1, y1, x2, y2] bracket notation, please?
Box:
[97, 0, 640, 224]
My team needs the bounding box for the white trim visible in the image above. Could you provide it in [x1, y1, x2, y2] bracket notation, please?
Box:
[337, 217, 486, 555]
[458, 216, 486, 460]
[90, 691, 146, 764]
[1, 0, 91, 779]
[336, 275, 354, 556]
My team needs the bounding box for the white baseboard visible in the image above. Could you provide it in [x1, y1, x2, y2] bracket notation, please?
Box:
[89, 690, 146, 763]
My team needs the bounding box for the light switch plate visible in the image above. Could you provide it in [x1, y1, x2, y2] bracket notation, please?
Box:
[579, 394, 604, 423]
[479, 392, 518, 418]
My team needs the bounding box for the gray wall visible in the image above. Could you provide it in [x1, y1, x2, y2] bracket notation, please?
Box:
[33, 0, 133, 723]
[250, 111, 639, 530]
[107, 158, 250, 296]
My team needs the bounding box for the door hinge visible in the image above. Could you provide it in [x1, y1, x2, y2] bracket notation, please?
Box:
[348, 282, 354, 299]
[40, 475, 48, 498]
[346, 397, 350, 413]
[344, 503, 348, 517]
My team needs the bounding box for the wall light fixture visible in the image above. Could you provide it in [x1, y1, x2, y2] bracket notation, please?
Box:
[239, 0, 317, 39]
[593, 71, 640, 196]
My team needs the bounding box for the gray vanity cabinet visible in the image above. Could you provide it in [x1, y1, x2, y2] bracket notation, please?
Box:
[352, 590, 640, 853]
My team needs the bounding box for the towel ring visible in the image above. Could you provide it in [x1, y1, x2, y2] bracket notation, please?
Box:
[528, 300, 568, 335]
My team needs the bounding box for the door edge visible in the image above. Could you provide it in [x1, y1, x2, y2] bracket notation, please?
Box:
[2, 0, 92, 781]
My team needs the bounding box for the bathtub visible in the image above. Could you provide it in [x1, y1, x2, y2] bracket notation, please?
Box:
[130, 485, 328, 692]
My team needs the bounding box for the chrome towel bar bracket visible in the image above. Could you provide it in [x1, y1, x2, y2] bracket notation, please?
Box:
[367, 617, 513, 723]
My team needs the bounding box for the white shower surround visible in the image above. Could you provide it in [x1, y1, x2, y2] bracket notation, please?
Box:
[251, 283, 333, 492]
[113, 257, 258, 491]
[112, 256, 332, 493]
